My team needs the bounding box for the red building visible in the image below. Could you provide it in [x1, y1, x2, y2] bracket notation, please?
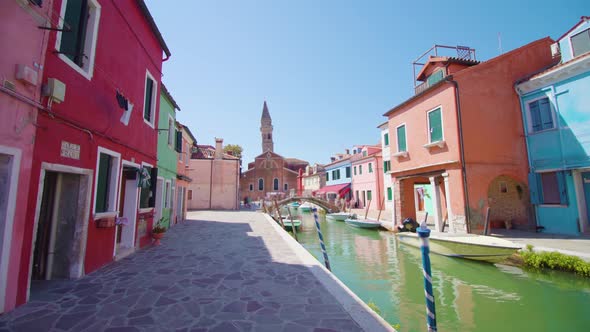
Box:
[16, 0, 171, 309]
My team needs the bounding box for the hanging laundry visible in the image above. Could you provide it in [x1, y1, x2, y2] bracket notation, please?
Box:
[120, 102, 134, 126]
[116, 91, 128, 110]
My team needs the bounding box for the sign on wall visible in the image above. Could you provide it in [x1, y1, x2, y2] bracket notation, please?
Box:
[60, 141, 80, 160]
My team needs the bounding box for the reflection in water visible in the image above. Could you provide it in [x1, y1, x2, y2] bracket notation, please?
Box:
[294, 211, 590, 332]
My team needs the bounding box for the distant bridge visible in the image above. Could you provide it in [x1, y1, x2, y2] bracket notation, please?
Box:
[275, 196, 341, 213]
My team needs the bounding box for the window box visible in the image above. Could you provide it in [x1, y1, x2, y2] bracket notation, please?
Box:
[423, 140, 446, 149]
[392, 151, 408, 158]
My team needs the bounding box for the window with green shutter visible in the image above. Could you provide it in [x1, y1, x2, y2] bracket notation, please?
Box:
[95, 153, 112, 213]
[346, 166, 351, 178]
[387, 187, 392, 201]
[427, 69, 444, 87]
[397, 125, 406, 152]
[354, 166, 357, 175]
[367, 190, 372, 201]
[144, 76, 155, 122]
[368, 163, 373, 173]
[384, 133, 389, 146]
[60, 0, 89, 66]
[359, 165, 363, 175]
[428, 108, 443, 142]
[326, 172, 329, 181]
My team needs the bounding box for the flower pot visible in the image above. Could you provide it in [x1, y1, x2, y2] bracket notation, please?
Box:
[152, 232, 165, 246]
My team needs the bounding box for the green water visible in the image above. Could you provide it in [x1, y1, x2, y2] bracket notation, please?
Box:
[291, 211, 590, 332]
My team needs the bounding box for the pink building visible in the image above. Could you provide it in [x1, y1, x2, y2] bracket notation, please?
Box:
[175, 122, 196, 224]
[0, 0, 53, 313]
[187, 138, 240, 210]
[351, 146, 384, 209]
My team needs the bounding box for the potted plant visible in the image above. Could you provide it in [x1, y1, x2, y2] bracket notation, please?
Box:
[152, 217, 168, 245]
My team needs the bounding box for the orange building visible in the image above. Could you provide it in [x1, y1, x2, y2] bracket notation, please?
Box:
[385, 39, 555, 233]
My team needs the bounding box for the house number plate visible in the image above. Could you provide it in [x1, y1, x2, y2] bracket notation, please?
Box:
[60, 141, 80, 160]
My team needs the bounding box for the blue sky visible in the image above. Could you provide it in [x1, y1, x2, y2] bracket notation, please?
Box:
[145, 0, 588, 165]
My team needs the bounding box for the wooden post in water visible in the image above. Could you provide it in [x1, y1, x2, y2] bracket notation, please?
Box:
[376, 197, 385, 221]
[286, 203, 298, 241]
[273, 200, 285, 229]
[483, 207, 491, 235]
[364, 200, 372, 220]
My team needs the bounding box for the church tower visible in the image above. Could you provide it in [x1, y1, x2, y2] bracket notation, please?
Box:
[260, 101, 274, 153]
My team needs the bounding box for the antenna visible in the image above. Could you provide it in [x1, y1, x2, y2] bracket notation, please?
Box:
[498, 32, 503, 54]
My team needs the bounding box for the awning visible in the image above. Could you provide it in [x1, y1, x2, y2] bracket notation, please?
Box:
[313, 183, 351, 198]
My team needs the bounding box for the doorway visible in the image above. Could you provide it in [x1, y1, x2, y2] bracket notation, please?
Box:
[154, 177, 164, 225]
[115, 166, 138, 259]
[32, 171, 86, 280]
[582, 172, 590, 230]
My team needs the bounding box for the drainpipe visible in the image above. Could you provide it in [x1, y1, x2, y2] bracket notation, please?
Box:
[209, 159, 213, 209]
[445, 76, 471, 233]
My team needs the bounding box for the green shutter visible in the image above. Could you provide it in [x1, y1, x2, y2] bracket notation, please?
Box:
[369, 163, 373, 173]
[429, 108, 443, 142]
[346, 166, 351, 178]
[354, 166, 357, 175]
[528, 173, 540, 205]
[95, 154, 111, 212]
[144, 78, 154, 121]
[61, 0, 88, 66]
[557, 171, 568, 205]
[367, 191, 372, 201]
[384, 133, 389, 146]
[427, 70, 444, 87]
[175, 130, 182, 153]
[148, 167, 158, 207]
[326, 172, 329, 181]
[397, 125, 406, 152]
[387, 187, 392, 200]
[359, 165, 362, 175]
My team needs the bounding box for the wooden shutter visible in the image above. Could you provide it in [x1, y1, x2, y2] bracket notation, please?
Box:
[529, 101, 542, 132]
[144, 78, 154, 121]
[61, 0, 88, 66]
[528, 172, 540, 205]
[538, 98, 553, 130]
[175, 130, 182, 153]
[429, 108, 442, 142]
[397, 126, 406, 152]
[326, 172, 329, 181]
[387, 187, 392, 201]
[95, 153, 111, 212]
[557, 171, 568, 205]
[384, 133, 389, 146]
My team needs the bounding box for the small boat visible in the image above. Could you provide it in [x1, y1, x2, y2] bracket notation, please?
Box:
[280, 218, 302, 231]
[289, 202, 300, 209]
[395, 231, 521, 263]
[326, 212, 351, 221]
[298, 203, 312, 212]
[344, 218, 382, 229]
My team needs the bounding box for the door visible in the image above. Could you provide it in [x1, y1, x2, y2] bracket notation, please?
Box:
[154, 178, 164, 224]
[117, 167, 138, 254]
[176, 186, 183, 223]
[583, 172, 590, 228]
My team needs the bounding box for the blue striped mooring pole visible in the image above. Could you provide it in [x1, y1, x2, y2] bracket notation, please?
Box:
[417, 222, 437, 332]
[312, 208, 331, 271]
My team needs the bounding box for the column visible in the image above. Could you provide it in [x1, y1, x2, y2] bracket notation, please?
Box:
[442, 172, 453, 228]
[429, 176, 443, 232]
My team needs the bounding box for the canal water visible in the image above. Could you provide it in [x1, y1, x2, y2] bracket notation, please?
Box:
[287, 209, 590, 332]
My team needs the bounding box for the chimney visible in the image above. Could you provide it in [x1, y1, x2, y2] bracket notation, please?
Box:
[330, 157, 336, 162]
[345, 149, 350, 155]
[215, 138, 223, 159]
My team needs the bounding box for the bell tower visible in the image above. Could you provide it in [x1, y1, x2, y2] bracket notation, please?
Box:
[260, 101, 274, 153]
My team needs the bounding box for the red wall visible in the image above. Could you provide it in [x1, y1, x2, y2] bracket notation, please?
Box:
[18, 0, 164, 306]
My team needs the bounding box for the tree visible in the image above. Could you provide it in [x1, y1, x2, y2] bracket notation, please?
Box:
[223, 144, 243, 159]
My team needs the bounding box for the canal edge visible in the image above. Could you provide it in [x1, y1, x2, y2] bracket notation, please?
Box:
[262, 213, 396, 332]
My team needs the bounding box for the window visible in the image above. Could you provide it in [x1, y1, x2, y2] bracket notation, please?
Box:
[427, 69, 444, 87]
[144, 71, 157, 127]
[139, 165, 156, 209]
[528, 97, 554, 133]
[368, 163, 373, 173]
[167, 117, 174, 146]
[397, 125, 407, 152]
[354, 166, 357, 175]
[530, 171, 568, 205]
[384, 133, 389, 146]
[428, 107, 443, 143]
[188, 189, 192, 200]
[367, 190, 372, 201]
[326, 173, 329, 181]
[175, 130, 182, 155]
[164, 181, 170, 208]
[571, 28, 590, 57]
[387, 187, 392, 201]
[383, 160, 391, 173]
[359, 165, 363, 175]
[336, 169, 341, 180]
[332, 170, 337, 180]
[273, 178, 279, 191]
[362, 151, 367, 157]
[258, 178, 264, 191]
[346, 166, 351, 178]
[56, 0, 101, 79]
[94, 149, 120, 214]
[184, 143, 189, 163]
[284, 183, 288, 191]
[249, 184, 253, 191]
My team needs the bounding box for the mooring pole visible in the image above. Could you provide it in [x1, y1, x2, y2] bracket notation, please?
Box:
[286, 203, 298, 241]
[273, 200, 285, 229]
[417, 221, 437, 332]
[312, 208, 331, 271]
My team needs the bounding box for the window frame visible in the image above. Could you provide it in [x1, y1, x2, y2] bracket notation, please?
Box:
[384, 132, 389, 146]
[368, 163, 373, 173]
[93, 147, 121, 217]
[284, 183, 288, 191]
[167, 115, 175, 147]
[396, 123, 407, 153]
[139, 162, 155, 212]
[143, 70, 157, 128]
[55, 0, 101, 80]
[249, 184, 253, 191]
[354, 166, 357, 176]
[359, 165, 363, 175]
[258, 178, 264, 191]
[387, 187, 392, 201]
[273, 178, 279, 191]
[526, 96, 556, 134]
[427, 106, 444, 143]
[346, 166, 351, 178]
[570, 27, 590, 58]
[164, 180, 171, 208]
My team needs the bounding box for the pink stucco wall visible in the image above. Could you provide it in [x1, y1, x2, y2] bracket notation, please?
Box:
[187, 159, 239, 210]
[0, 1, 52, 313]
[351, 154, 384, 209]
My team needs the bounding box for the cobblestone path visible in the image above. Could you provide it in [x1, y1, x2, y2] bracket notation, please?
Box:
[0, 211, 366, 332]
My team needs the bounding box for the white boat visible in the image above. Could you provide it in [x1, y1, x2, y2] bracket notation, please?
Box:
[395, 231, 521, 263]
[298, 203, 312, 212]
[344, 218, 382, 229]
[326, 212, 351, 221]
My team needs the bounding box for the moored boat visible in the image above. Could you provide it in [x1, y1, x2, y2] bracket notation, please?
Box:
[344, 218, 382, 229]
[280, 218, 302, 231]
[395, 231, 521, 263]
[298, 203, 312, 212]
[326, 212, 350, 221]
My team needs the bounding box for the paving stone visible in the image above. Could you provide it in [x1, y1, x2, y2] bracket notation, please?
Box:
[54, 310, 96, 330]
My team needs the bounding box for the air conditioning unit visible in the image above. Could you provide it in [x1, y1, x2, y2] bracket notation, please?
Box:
[550, 43, 561, 58]
[46, 78, 66, 103]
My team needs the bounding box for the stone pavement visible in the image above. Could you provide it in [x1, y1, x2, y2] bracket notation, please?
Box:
[0, 211, 391, 332]
[491, 229, 590, 261]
